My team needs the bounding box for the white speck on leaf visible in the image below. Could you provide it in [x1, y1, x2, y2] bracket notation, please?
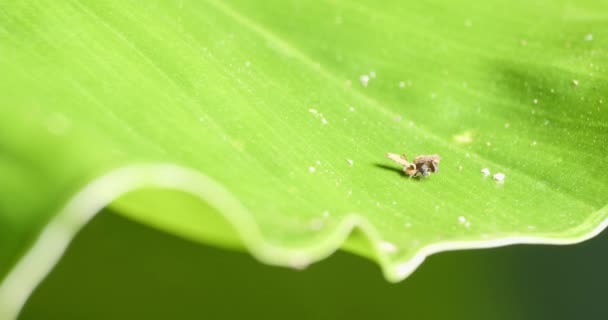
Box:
[493, 172, 506, 182]
[481, 168, 491, 176]
[572, 79, 579, 86]
[504, 122, 510, 129]
[404, 222, 412, 228]
[369, 71, 376, 78]
[584, 34, 593, 41]
[533, 98, 539, 104]
[346, 159, 354, 166]
[453, 131, 473, 144]
[309, 109, 328, 124]
[308, 166, 316, 173]
[349, 106, 355, 112]
[399, 81, 405, 88]
[360, 74, 370, 87]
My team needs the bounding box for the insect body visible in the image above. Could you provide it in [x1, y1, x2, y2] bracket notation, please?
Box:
[386, 153, 441, 178]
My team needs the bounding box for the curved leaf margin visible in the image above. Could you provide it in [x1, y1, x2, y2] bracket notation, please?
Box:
[1, 163, 606, 319]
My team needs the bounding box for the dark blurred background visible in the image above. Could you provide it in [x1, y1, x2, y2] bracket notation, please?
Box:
[20, 209, 608, 320]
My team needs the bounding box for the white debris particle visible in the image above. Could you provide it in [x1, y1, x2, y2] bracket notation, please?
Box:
[531, 140, 537, 146]
[245, 61, 251, 67]
[481, 168, 491, 176]
[360, 74, 370, 87]
[322, 210, 330, 218]
[346, 190, 352, 197]
[308, 166, 316, 173]
[346, 159, 354, 166]
[348, 106, 355, 112]
[493, 172, 506, 182]
[458, 216, 467, 224]
[309, 109, 328, 124]
[584, 34, 593, 41]
[572, 79, 579, 86]
[504, 122, 510, 128]
[404, 222, 412, 228]
[533, 98, 539, 104]
[458, 165, 463, 172]
[399, 81, 406, 88]
[369, 71, 376, 78]
[453, 131, 473, 144]
[316, 160, 321, 165]
[464, 221, 471, 228]
[378, 241, 397, 253]
[486, 141, 492, 147]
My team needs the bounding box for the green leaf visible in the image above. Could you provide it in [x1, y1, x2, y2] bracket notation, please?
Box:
[1, 0, 607, 317]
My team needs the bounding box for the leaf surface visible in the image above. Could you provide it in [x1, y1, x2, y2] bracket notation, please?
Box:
[1, 0, 607, 317]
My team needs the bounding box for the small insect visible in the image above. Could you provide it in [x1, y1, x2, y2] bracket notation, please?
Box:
[386, 153, 441, 178]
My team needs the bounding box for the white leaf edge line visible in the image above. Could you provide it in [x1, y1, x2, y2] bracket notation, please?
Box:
[0, 163, 607, 319]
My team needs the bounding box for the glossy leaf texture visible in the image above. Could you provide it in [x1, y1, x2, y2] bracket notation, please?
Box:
[1, 0, 607, 317]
